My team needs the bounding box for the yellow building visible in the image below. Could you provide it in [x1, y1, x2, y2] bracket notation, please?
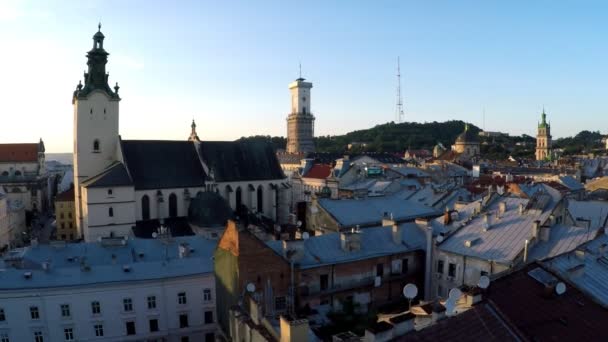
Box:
[55, 188, 77, 241]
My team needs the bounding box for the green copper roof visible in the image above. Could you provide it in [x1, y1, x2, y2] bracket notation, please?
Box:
[538, 110, 549, 128]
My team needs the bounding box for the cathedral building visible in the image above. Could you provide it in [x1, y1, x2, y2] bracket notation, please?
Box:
[535, 110, 552, 161]
[285, 77, 315, 153]
[451, 123, 480, 158]
[72, 26, 286, 242]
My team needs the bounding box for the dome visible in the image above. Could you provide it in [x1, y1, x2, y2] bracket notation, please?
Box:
[455, 124, 479, 144]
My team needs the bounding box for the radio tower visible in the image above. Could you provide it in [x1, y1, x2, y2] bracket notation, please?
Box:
[395, 57, 405, 123]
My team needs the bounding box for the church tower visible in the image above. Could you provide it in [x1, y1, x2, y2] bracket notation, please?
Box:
[535, 109, 552, 161]
[286, 76, 315, 153]
[72, 24, 121, 235]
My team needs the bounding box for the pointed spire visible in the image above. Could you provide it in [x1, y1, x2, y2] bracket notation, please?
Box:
[98, 22, 102, 32]
[188, 119, 200, 142]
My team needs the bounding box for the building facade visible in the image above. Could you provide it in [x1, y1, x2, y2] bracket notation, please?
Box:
[535, 110, 552, 161]
[451, 124, 479, 158]
[286, 78, 315, 154]
[54, 188, 77, 241]
[0, 236, 217, 342]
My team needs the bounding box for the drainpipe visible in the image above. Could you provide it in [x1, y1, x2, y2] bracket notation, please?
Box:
[424, 225, 433, 301]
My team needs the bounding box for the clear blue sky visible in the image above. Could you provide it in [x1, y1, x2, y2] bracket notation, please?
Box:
[1, 0, 607, 152]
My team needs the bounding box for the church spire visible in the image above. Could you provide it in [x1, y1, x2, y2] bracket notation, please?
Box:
[73, 24, 119, 102]
[188, 119, 200, 142]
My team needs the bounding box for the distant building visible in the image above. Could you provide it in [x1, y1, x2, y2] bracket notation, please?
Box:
[0, 140, 49, 212]
[478, 131, 508, 138]
[535, 109, 552, 161]
[0, 190, 26, 251]
[54, 188, 76, 241]
[0, 235, 217, 342]
[286, 77, 315, 154]
[451, 123, 480, 158]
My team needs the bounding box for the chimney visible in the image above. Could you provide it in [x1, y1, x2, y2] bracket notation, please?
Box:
[482, 213, 491, 231]
[519, 203, 525, 215]
[443, 210, 452, 226]
[523, 239, 529, 263]
[178, 243, 190, 258]
[31, 238, 39, 248]
[465, 288, 483, 306]
[532, 220, 540, 239]
[539, 226, 551, 242]
[340, 231, 361, 252]
[498, 202, 507, 216]
[280, 316, 309, 342]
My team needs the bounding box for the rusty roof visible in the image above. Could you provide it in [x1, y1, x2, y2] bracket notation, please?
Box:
[0, 143, 39, 162]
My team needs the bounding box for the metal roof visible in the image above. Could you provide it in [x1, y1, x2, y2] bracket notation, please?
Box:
[81, 162, 132, 188]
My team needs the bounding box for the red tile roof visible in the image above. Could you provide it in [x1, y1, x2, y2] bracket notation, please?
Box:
[0, 144, 39, 162]
[303, 164, 332, 179]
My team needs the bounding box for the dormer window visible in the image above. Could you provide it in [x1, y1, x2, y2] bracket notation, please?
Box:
[93, 139, 100, 152]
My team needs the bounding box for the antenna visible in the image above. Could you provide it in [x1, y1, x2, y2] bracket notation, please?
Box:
[448, 288, 462, 301]
[403, 283, 418, 310]
[478, 275, 490, 289]
[395, 56, 405, 123]
[246, 283, 256, 293]
[299, 62, 302, 79]
[302, 232, 310, 240]
[555, 282, 566, 295]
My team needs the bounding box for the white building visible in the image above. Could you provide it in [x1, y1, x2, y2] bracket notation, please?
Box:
[0, 235, 217, 342]
[286, 77, 315, 154]
[0, 190, 26, 251]
[72, 26, 287, 242]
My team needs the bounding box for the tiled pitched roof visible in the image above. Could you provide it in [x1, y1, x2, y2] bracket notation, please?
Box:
[81, 162, 132, 188]
[121, 140, 206, 190]
[0, 143, 39, 162]
[303, 164, 332, 179]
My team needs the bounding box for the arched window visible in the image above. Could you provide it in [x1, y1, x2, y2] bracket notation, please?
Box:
[141, 195, 150, 220]
[303, 107, 307, 114]
[169, 193, 178, 217]
[257, 186, 263, 213]
[14, 170, 21, 176]
[1, 171, 7, 176]
[235, 187, 243, 211]
[93, 139, 100, 152]
[109, 207, 114, 217]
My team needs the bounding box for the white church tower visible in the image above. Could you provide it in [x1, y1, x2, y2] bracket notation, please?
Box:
[286, 75, 315, 154]
[72, 24, 121, 236]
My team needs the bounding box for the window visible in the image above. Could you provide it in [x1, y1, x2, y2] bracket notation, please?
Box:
[437, 260, 444, 274]
[68, 212, 72, 218]
[147, 296, 156, 309]
[34, 331, 43, 342]
[448, 263, 456, 277]
[0, 332, 8, 342]
[91, 301, 101, 315]
[204, 311, 213, 324]
[123, 298, 133, 312]
[169, 193, 178, 217]
[149, 319, 159, 332]
[60, 304, 71, 318]
[402, 258, 409, 274]
[93, 140, 100, 152]
[108, 207, 114, 217]
[60, 213, 64, 219]
[179, 314, 189, 328]
[205, 333, 215, 342]
[30, 306, 40, 320]
[0, 308, 5, 321]
[480, 270, 489, 277]
[257, 186, 263, 213]
[275, 296, 287, 311]
[64, 328, 74, 341]
[203, 289, 211, 302]
[126, 321, 136, 335]
[376, 263, 384, 277]
[141, 195, 150, 220]
[107, 189, 113, 196]
[235, 187, 242, 211]
[61, 223, 65, 229]
[94, 324, 104, 337]
[178, 292, 187, 305]
[320, 274, 329, 291]
[68, 223, 72, 229]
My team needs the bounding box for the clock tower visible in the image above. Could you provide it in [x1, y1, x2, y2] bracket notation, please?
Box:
[286, 76, 315, 153]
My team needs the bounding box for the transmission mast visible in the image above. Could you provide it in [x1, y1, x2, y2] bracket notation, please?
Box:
[395, 57, 405, 123]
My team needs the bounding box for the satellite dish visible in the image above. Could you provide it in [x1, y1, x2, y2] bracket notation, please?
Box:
[246, 283, 256, 293]
[555, 282, 566, 295]
[436, 235, 444, 243]
[151, 232, 158, 239]
[296, 220, 302, 228]
[403, 283, 418, 299]
[302, 232, 310, 240]
[445, 299, 456, 316]
[448, 288, 462, 301]
[478, 276, 490, 289]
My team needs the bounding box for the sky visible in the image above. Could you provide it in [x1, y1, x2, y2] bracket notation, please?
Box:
[1, 0, 607, 152]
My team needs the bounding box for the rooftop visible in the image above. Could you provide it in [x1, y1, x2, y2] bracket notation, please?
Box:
[0, 143, 39, 163]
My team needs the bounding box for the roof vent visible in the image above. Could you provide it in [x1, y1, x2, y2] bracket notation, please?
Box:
[123, 265, 131, 273]
[464, 238, 479, 248]
[23, 271, 32, 279]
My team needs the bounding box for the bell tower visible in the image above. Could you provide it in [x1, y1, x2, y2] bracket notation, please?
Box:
[72, 24, 121, 236]
[535, 109, 552, 161]
[286, 74, 315, 154]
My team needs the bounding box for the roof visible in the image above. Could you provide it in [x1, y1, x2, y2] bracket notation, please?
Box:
[81, 162, 132, 188]
[317, 192, 441, 227]
[528, 224, 602, 261]
[132, 217, 194, 238]
[398, 303, 521, 341]
[0, 236, 216, 290]
[438, 195, 557, 264]
[389, 166, 430, 178]
[121, 140, 206, 190]
[188, 191, 233, 227]
[55, 188, 75, 202]
[197, 141, 284, 182]
[585, 176, 608, 192]
[266, 223, 426, 269]
[567, 200, 608, 230]
[0, 143, 39, 162]
[557, 175, 584, 191]
[276, 152, 304, 165]
[455, 126, 479, 144]
[545, 234, 608, 307]
[303, 164, 332, 179]
[486, 263, 608, 341]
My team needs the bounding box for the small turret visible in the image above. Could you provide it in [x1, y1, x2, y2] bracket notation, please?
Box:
[188, 120, 200, 142]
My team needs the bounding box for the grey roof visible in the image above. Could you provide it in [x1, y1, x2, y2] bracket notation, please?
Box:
[197, 141, 285, 182]
[317, 192, 441, 228]
[0, 236, 216, 290]
[567, 200, 608, 230]
[438, 195, 557, 264]
[545, 234, 608, 307]
[389, 166, 430, 178]
[558, 175, 584, 191]
[266, 224, 427, 269]
[188, 191, 234, 227]
[528, 224, 603, 261]
[81, 162, 132, 188]
[121, 140, 206, 190]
